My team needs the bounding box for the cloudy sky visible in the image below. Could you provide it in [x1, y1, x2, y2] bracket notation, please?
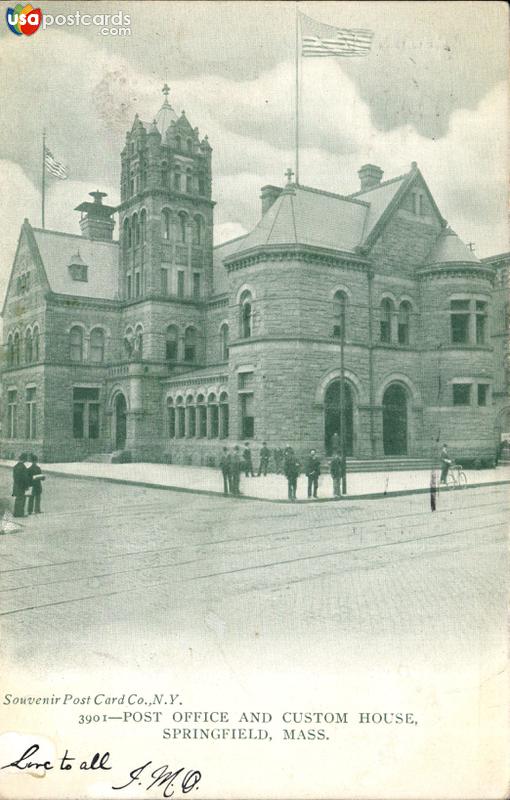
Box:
[0, 0, 508, 299]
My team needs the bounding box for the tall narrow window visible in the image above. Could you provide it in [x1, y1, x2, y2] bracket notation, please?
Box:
[192, 272, 201, 300]
[167, 399, 175, 438]
[25, 329, 33, 363]
[452, 383, 471, 406]
[184, 327, 197, 362]
[450, 300, 470, 344]
[240, 291, 252, 338]
[173, 166, 181, 191]
[178, 211, 187, 243]
[219, 392, 229, 438]
[477, 384, 489, 406]
[208, 394, 219, 438]
[7, 335, 13, 367]
[177, 271, 185, 298]
[32, 326, 40, 361]
[398, 301, 411, 345]
[220, 323, 229, 361]
[140, 209, 147, 243]
[7, 390, 17, 439]
[187, 138, 193, 154]
[176, 399, 185, 438]
[165, 325, 178, 360]
[135, 325, 143, 360]
[127, 274, 132, 299]
[380, 298, 393, 343]
[161, 161, 169, 186]
[476, 300, 488, 345]
[333, 291, 347, 338]
[73, 388, 100, 439]
[132, 213, 139, 246]
[135, 272, 141, 297]
[175, 135, 181, 151]
[25, 388, 36, 439]
[70, 326, 83, 362]
[13, 332, 20, 366]
[124, 218, 131, 248]
[186, 168, 193, 194]
[186, 397, 196, 437]
[196, 395, 207, 437]
[198, 173, 205, 195]
[90, 328, 105, 363]
[241, 394, 255, 439]
[162, 208, 171, 240]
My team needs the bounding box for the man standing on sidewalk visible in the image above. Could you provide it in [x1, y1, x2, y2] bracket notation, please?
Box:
[305, 449, 321, 498]
[12, 453, 29, 518]
[257, 442, 271, 476]
[230, 446, 242, 496]
[242, 442, 255, 477]
[440, 444, 452, 484]
[27, 454, 44, 514]
[284, 448, 300, 501]
[219, 447, 231, 495]
[330, 453, 342, 498]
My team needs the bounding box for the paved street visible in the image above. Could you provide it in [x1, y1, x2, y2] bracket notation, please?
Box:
[0, 470, 506, 677]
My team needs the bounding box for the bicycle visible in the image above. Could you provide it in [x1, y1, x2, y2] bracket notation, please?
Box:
[446, 462, 467, 488]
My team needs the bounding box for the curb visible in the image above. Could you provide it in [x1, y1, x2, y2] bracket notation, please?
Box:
[0, 463, 508, 504]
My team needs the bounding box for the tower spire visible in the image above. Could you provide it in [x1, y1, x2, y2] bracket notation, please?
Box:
[162, 83, 170, 104]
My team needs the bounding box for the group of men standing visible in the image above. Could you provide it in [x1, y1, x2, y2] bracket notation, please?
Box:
[219, 442, 271, 495]
[12, 453, 44, 517]
[283, 441, 346, 501]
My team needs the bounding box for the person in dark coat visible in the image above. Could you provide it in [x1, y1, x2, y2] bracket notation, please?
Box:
[331, 432, 341, 455]
[284, 450, 300, 501]
[304, 449, 321, 498]
[330, 454, 342, 497]
[242, 443, 255, 477]
[219, 447, 231, 495]
[439, 444, 452, 484]
[230, 446, 242, 496]
[257, 442, 271, 476]
[12, 453, 30, 518]
[27, 454, 44, 514]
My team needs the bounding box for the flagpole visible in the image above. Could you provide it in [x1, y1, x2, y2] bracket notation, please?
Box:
[41, 129, 46, 229]
[295, 6, 300, 184]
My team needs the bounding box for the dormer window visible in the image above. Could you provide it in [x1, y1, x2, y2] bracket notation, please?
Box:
[68, 253, 88, 282]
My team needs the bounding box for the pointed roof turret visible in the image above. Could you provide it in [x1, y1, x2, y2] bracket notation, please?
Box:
[155, 83, 178, 135]
[426, 226, 480, 266]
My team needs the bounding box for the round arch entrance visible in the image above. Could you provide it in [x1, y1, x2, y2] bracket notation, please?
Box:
[324, 380, 353, 456]
[113, 393, 127, 450]
[382, 383, 408, 455]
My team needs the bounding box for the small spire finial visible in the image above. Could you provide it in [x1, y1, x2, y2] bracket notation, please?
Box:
[285, 167, 295, 184]
[162, 83, 170, 102]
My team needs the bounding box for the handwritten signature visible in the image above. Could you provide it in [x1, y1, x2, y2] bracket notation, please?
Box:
[1, 744, 202, 798]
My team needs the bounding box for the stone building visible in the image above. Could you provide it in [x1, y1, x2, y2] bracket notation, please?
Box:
[1, 89, 508, 465]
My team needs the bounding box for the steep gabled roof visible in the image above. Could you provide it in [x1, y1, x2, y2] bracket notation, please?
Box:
[32, 227, 119, 299]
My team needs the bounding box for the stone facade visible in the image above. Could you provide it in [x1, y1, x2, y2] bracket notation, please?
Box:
[1, 91, 508, 466]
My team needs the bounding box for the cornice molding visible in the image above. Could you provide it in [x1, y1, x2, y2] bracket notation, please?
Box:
[417, 264, 495, 284]
[224, 244, 370, 273]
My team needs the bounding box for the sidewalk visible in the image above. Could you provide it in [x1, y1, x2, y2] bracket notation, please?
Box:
[0, 460, 509, 502]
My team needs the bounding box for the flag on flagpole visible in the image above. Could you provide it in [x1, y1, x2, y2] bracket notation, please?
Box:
[300, 13, 374, 58]
[44, 147, 69, 179]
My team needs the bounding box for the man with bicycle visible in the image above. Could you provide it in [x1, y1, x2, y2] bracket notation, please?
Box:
[440, 444, 452, 484]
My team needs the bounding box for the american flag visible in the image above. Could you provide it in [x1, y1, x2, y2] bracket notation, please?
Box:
[44, 147, 69, 179]
[301, 13, 374, 58]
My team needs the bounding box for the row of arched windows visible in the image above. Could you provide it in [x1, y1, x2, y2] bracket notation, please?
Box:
[6, 326, 40, 368]
[166, 392, 229, 439]
[123, 209, 147, 248]
[161, 160, 206, 195]
[380, 299, 412, 345]
[70, 326, 106, 363]
[123, 210, 204, 248]
[164, 323, 228, 363]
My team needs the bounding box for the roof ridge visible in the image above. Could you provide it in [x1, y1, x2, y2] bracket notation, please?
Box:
[297, 183, 369, 206]
[32, 227, 119, 245]
[348, 171, 410, 198]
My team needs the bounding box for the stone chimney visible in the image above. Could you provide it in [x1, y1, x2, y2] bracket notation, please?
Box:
[74, 190, 116, 241]
[260, 185, 283, 216]
[358, 164, 384, 192]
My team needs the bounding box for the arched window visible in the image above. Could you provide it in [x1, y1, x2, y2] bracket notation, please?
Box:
[123, 218, 131, 249]
[132, 212, 139, 246]
[90, 328, 105, 363]
[33, 325, 40, 361]
[186, 168, 192, 194]
[193, 216, 203, 246]
[124, 326, 134, 359]
[7, 334, 13, 367]
[208, 393, 219, 438]
[176, 397, 185, 438]
[187, 138, 193, 154]
[220, 323, 229, 361]
[140, 209, 147, 243]
[219, 391, 229, 439]
[161, 208, 171, 240]
[196, 394, 207, 437]
[198, 173, 205, 195]
[186, 395, 196, 437]
[165, 325, 178, 360]
[13, 332, 20, 366]
[240, 291, 252, 338]
[184, 327, 197, 362]
[380, 298, 393, 343]
[333, 290, 348, 338]
[175, 135, 181, 151]
[398, 301, 411, 345]
[25, 329, 33, 363]
[178, 211, 188, 243]
[161, 161, 169, 186]
[167, 398, 175, 438]
[173, 166, 181, 191]
[70, 326, 83, 362]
